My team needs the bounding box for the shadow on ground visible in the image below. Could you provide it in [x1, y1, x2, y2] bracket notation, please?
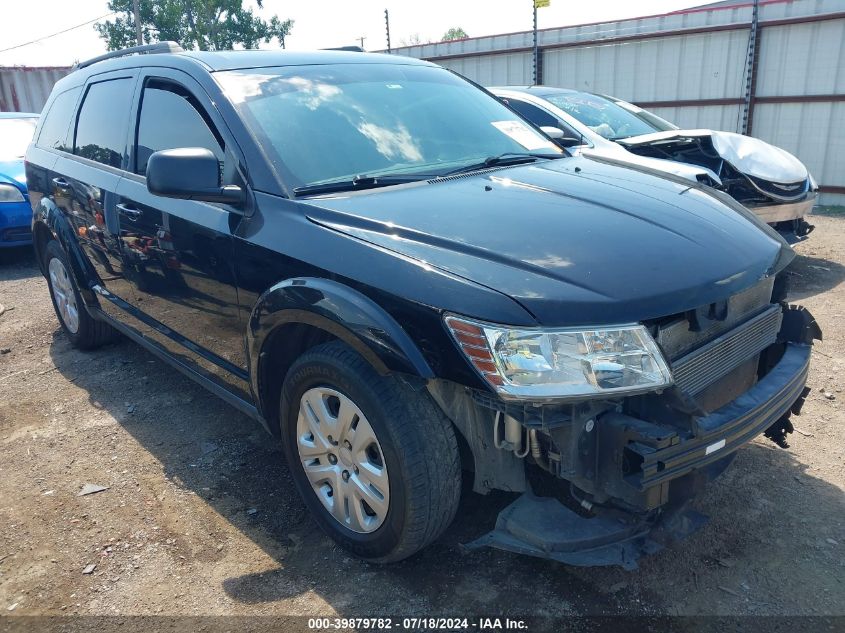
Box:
[0, 246, 39, 282]
[48, 328, 845, 618]
[786, 211, 845, 301]
[787, 253, 845, 301]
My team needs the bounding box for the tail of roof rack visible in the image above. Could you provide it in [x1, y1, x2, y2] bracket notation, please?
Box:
[321, 46, 364, 52]
[73, 41, 184, 71]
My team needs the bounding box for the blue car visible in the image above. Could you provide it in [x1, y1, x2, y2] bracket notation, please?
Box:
[0, 112, 39, 247]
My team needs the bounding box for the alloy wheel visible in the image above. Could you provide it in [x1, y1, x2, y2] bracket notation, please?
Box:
[296, 387, 390, 533]
[48, 257, 80, 334]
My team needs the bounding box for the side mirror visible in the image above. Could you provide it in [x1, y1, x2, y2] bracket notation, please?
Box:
[146, 148, 244, 206]
[556, 136, 583, 148]
[540, 126, 582, 148]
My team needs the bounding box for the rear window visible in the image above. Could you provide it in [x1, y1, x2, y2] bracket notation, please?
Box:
[74, 78, 134, 168]
[36, 87, 80, 152]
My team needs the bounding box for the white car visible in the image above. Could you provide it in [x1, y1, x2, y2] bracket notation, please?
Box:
[491, 86, 817, 241]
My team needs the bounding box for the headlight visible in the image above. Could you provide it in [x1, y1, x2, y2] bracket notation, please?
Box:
[445, 315, 673, 401]
[0, 184, 25, 203]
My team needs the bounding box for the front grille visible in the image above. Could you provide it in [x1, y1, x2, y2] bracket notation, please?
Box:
[746, 175, 809, 202]
[670, 305, 782, 395]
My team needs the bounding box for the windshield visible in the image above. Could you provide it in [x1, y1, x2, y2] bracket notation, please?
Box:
[0, 117, 38, 160]
[216, 64, 561, 189]
[543, 92, 660, 140]
[612, 99, 678, 132]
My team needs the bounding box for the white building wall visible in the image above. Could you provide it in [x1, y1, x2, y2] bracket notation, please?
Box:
[753, 101, 845, 192]
[754, 18, 845, 97]
[541, 30, 748, 102]
[648, 104, 744, 131]
[439, 52, 533, 86]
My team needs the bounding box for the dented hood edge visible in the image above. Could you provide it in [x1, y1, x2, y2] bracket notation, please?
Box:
[620, 129, 809, 184]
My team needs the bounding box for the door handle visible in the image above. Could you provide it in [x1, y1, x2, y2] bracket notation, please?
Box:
[52, 177, 71, 191]
[117, 203, 142, 221]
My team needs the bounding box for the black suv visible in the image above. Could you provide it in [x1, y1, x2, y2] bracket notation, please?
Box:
[26, 43, 821, 568]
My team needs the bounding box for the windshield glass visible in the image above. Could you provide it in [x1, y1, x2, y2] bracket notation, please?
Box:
[216, 64, 561, 188]
[0, 117, 38, 160]
[543, 92, 660, 140]
[612, 99, 677, 132]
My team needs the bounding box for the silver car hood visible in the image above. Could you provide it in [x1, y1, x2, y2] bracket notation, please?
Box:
[580, 145, 722, 185]
[619, 129, 809, 184]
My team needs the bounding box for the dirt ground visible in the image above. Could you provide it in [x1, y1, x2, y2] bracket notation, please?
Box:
[0, 213, 843, 622]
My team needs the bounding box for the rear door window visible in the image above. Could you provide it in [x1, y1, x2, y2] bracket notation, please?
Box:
[74, 78, 134, 168]
[134, 80, 224, 175]
[36, 87, 81, 152]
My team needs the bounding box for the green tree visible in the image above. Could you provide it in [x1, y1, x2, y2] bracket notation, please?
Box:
[441, 27, 468, 42]
[95, 0, 293, 52]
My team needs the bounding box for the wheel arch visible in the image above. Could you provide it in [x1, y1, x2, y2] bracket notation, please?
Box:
[248, 277, 435, 432]
[32, 220, 54, 275]
[32, 199, 100, 305]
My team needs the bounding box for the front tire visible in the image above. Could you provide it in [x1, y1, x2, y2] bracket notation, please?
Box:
[44, 240, 114, 350]
[280, 341, 461, 562]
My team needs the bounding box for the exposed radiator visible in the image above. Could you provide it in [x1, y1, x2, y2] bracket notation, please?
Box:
[655, 278, 774, 359]
[670, 305, 782, 395]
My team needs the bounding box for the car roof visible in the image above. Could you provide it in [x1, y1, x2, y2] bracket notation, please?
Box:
[52, 49, 439, 96]
[72, 49, 435, 76]
[179, 49, 434, 71]
[0, 112, 38, 119]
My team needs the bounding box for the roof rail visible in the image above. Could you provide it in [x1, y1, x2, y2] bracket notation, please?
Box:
[73, 41, 184, 71]
[321, 46, 364, 52]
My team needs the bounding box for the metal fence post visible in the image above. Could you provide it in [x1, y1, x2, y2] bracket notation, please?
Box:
[740, 0, 760, 134]
[533, 3, 539, 85]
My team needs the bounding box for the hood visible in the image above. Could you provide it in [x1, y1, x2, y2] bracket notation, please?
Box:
[619, 130, 808, 184]
[581, 145, 722, 186]
[0, 159, 27, 190]
[303, 155, 790, 327]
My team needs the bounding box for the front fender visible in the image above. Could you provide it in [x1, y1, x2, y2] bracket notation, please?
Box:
[248, 277, 434, 392]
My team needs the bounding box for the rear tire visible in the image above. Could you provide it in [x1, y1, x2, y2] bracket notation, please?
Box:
[280, 341, 461, 562]
[44, 240, 114, 350]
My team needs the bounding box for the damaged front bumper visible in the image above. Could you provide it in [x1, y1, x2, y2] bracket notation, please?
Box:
[750, 196, 816, 243]
[751, 197, 815, 224]
[464, 492, 705, 571]
[465, 309, 820, 570]
[620, 342, 810, 495]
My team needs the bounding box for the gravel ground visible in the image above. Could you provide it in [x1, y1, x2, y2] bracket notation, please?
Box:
[0, 213, 843, 621]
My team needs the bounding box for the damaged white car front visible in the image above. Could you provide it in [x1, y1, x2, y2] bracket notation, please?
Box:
[618, 128, 817, 242]
[491, 87, 818, 242]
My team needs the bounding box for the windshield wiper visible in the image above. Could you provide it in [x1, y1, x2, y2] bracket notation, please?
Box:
[293, 173, 435, 197]
[442, 152, 563, 177]
[293, 152, 564, 196]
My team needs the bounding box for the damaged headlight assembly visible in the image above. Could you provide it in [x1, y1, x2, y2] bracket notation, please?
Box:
[445, 315, 673, 401]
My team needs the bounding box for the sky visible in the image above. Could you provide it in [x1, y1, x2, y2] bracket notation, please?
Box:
[0, 0, 707, 67]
